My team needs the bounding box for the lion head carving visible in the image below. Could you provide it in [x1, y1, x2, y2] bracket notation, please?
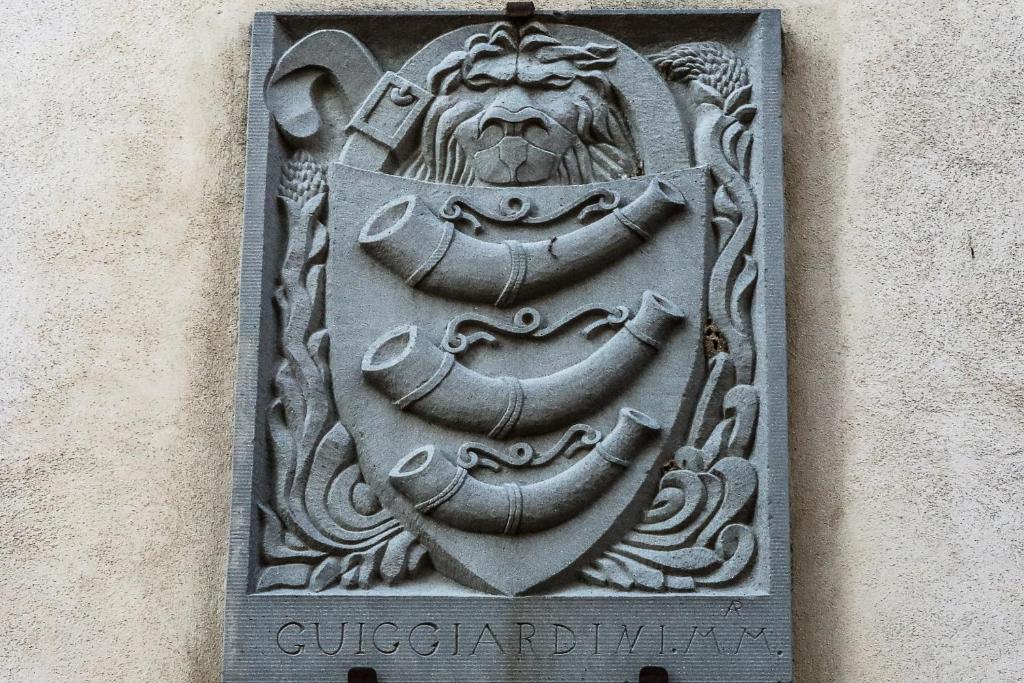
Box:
[399, 21, 642, 187]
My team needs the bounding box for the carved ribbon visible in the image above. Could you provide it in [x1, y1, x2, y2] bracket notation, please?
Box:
[439, 188, 622, 233]
[455, 424, 603, 471]
[441, 304, 631, 354]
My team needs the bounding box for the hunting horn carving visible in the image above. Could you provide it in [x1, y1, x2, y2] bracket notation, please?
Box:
[390, 408, 660, 535]
[361, 291, 685, 438]
[358, 178, 686, 307]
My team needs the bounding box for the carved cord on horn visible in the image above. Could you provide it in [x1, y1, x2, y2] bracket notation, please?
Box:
[581, 42, 762, 592]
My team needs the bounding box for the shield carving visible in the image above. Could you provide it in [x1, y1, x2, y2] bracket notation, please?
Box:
[325, 164, 709, 594]
[303, 20, 718, 596]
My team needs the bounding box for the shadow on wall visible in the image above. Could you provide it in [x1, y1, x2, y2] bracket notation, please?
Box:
[780, 5, 851, 681]
[177, 22, 252, 683]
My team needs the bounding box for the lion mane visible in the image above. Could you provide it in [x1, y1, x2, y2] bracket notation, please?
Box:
[399, 21, 642, 186]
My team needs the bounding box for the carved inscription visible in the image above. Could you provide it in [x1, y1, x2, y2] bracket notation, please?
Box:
[273, 621, 779, 660]
[225, 11, 790, 683]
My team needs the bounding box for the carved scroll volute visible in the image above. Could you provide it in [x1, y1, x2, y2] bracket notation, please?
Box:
[265, 30, 383, 159]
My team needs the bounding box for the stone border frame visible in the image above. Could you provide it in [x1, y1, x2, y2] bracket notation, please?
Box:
[223, 10, 789, 682]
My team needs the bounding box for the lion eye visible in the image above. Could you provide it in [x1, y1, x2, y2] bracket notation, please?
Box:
[465, 74, 501, 89]
[538, 74, 574, 89]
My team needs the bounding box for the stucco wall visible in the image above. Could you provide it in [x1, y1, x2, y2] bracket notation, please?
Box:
[1, 1, 1021, 681]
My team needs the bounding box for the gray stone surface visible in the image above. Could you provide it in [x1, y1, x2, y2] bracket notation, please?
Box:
[6, 2, 1024, 682]
[223, 10, 788, 682]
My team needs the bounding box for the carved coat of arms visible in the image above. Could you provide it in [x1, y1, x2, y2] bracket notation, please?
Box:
[258, 20, 762, 597]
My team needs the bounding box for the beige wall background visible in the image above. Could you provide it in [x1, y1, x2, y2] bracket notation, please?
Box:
[2, 0, 1022, 681]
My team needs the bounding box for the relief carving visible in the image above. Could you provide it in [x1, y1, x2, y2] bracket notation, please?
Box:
[360, 290, 684, 438]
[257, 154, 427, 591]
[400, 21, 641, 185]
[390, 408, 660, 535]
[580, 42, 762, 591]
[439, 187, 622, 233]
[358, 179, 685, 307]
[455, 423, 603, 471]
[441, 304, 631, 355]
[256, 21, 762, 596]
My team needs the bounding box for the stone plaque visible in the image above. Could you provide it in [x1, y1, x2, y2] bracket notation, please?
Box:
[224, 9, 789, 682]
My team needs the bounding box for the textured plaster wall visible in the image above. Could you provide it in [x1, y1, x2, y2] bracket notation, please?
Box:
[1, 0, 1021, 681]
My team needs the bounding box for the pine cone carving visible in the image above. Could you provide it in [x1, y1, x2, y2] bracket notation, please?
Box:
[649, 42, 750, 101]
[279, 150, 327, 205]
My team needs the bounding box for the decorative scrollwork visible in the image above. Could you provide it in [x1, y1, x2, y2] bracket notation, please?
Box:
[441, 304, 631, 354]
[439, 189, 622, 233]
[256, 151, 429, 592]
[582, 42, 761, 592]
[455, 424, 603, 471]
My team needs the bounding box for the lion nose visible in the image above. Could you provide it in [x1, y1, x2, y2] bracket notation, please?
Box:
[497, 137, 530, 176]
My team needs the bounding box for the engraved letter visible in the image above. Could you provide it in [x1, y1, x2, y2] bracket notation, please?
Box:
[553, 624, 576, 655]
[470, 624, 505, 655]
[683, 626, 722, 655]
[356, 622, 366, 655]
[735, 627, 771, 655]
[314, 622, 346, 656]
[615, 625, 645, 654]
[276, 622, 305, 656]
[517, 622, 536, 655]
[372, 622, 400, 654]
[409, 623, 440, 657]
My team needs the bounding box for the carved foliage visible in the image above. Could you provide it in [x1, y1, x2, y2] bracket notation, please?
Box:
[256, 152, 428, 591]
[582, 42, 761, 592]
